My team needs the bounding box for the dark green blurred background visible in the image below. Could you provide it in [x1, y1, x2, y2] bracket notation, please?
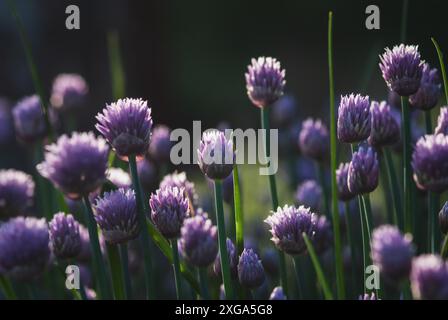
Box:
[0, 0, 446, 143]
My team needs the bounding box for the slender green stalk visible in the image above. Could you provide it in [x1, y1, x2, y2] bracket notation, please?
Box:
[441, 234, 448, 259]
[316, 162, 330, 216]
[33, 143, 52, 220]
[0, 276, 16, 300]
[344, 201, 357, 296]
[432, 38, 448, 104]
[233, 166, 244, 255]
[358, 195, 368, 294]
[327, 11, 345, 299]
[400, 0, 409, 42]
[171, 239, 183, 299]
[302, 233, 333, 300]
[384, 149, 402, 228]
[292, 256, 303, 299]
[198, 267, 210, 300]
[82, 196, 112, 299]
[213, 180, 234, 299]
[128, 155, 154, 299]
[401, 97, 412, 233]
[6, 0, 55, 141]
[119, 243, 132, 299]
[107, 244, 125, 300]
[260, 106, 289, 296]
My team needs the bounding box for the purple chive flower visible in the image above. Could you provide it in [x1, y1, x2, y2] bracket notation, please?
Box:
[295, 180, 322, 212]
[269, 286, 287, 300]
[347, 146, 379, 195]
[272, 95, 297, 126]
[439, 202, 448, 234]
[93, 188, 140, 244]
[337, 94, 371, 143]
[237, 248, 265, 289]
[37, 132, 109, 200]
[149, 186, 190, 239]
[379, 44, 424, 96]
[371, 225, 413, 283]
[359, 293, 377, 300]
[312, 215, 332, 254]
[214, 238, 238, 278]
[12, 95, 47, 142]
[50, 73, 88, 110]
[49, 212, 82, 259]
[409, 63, 441, 110]
[245, 57, 286, 108]
[106, 167, 131, 189]
[197, 130, 235, 180]
[410, 254, 448, 300]
[160, 171, 198, 207]
[137, 159, 158, 192]
[0, 217, 50, 281]
[265, 205, 316, 255]
[368, 101, 400, 147]
[95, 98, 152, 160]
[0, 169, 35, 219]
[434, 107, 448, 135]
[180, 215, 218, 267]
[148, 125, 173, 162]
[412, 134, 448, 193]
[298, 118, 329, 161]
[0, 100, 14, 145]
[336, 162, 355, 202]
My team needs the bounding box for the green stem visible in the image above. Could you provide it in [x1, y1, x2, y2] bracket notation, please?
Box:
[384, 149, 402, 228]
[107, 244, 125, 300]
[400, 0, 409, 42]
[328, 11, 345, 299]
[82, 196, 112, 299]
[401, 97, 412, 234]
[260, 106, 289, 297]
[171, 239, 182, 299]
[431, 38, 448, 105]
[198, 267, 210, 300]
[119, 243, 132, 299]
[358, 194, 368, 294]
[6, 0, 55, 141]
[0, 276, 16, 300]
[233, 166, 244, 255]
[128, 155, 154, 299]
[214, 180, 234, 299]
[344, 201, 357, 296]
[316, 162, 330, 216]
[303, 233, 334, 300]
[441, 234, 448, 259]
[292, 256, 303, 299]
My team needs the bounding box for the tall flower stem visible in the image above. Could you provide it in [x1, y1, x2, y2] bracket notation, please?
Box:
[401, 97, 412, 234]
[316, 162, 330, 216]
[0, 276, 16, 300]
[383, 149, 402, 228]
[431, 38, 448, 104]
[424, 110, 438, 253]
[128, 155, 154, 299]
[107, 244, 125, 300]
[170, 239, 182, 299]
[82, 196, 112, 299]
[119, 243, 132, 299]
[233, 166, 244, 255]
[302, 233, 333, 300]
[260, 106, 289, 297]
[344, 201, 357, 296]
[198, 267, 210, 300]
[327, 11, 345, 299]
[213, 180, 235, 299]
[441, 234, 448, 259]
[292, 256, 303, 299]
